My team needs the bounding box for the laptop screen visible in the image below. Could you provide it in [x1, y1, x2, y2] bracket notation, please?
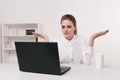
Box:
[15, 42, 61, 74]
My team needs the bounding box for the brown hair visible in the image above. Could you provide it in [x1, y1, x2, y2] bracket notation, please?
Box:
[61, 14, 77, 35]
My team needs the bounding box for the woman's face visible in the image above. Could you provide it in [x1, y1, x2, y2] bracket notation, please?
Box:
[61, 19, 76, 40]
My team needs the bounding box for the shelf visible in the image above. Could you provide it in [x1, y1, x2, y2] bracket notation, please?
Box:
[1, 23, 41, 63]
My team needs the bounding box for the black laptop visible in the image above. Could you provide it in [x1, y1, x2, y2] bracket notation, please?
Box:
[15, 42, 71, 75]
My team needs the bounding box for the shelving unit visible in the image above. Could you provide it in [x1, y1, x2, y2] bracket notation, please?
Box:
[1, 23, 42, 63]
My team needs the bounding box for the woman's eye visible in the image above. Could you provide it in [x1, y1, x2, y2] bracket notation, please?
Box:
[67, 25, 72, 28]
[62, 26, 65, 29]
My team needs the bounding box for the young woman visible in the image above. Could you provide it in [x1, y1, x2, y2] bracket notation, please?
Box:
[32, 14, 109, 64]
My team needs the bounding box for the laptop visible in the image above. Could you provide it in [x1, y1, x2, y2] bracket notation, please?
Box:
[15, 42, 71, 75]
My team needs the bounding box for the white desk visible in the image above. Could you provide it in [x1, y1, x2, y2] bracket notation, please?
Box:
[0, 63, 120, 80]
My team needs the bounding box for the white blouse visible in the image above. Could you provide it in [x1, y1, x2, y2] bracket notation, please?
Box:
[52, 35, 94, 64]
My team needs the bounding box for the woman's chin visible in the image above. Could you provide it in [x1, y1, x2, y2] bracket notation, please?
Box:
[65, 36, 71, 40]
[64, 35, 69, 38]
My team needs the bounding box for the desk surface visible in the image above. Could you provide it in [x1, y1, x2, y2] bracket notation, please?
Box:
[0, 63, 120, 80]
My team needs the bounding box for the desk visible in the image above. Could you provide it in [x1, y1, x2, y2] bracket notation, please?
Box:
[0, 63, 120, 80]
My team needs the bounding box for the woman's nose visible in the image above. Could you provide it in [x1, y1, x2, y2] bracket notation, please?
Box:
[64, 27, 68, 31]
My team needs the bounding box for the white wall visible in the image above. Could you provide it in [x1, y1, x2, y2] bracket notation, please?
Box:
[1, 0, 120, 67]
[0, 0, 7, 23]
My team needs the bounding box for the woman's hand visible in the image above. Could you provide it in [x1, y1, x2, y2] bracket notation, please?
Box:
[32, 32, 49, 42]
[89, 29, 109, 47]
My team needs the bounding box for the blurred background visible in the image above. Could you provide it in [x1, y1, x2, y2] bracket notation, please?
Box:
[0, 0, 120, 67]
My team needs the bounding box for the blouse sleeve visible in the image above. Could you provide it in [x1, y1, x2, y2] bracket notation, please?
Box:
[81, 37, 94, 64]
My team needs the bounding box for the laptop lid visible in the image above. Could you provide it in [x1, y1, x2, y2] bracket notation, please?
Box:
[15, 42, 70, 75]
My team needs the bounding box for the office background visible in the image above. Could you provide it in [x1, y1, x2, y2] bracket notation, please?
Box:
[0, 0, 120, 67]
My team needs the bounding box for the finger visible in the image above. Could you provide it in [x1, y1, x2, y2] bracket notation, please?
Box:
[32, 32, 37, 35]
[32, 32, 35, 34]
[105, 29, 109, 33]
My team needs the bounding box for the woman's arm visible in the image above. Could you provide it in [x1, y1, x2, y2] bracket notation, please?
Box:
[32, 32, 49, 42]
[89, 30, 109, 47]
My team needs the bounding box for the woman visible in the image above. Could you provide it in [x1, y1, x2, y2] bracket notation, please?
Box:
[32, 14, 109, 64]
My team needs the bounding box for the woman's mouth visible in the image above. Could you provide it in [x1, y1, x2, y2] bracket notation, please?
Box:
[64, 32, 69, 35]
